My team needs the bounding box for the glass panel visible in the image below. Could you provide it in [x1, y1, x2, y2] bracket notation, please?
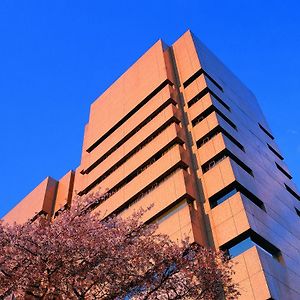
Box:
[217, 188, 237, 206]
[228, 237, 254, 257]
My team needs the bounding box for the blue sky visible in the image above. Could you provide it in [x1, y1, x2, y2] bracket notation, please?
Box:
[0, 0, 299, 217]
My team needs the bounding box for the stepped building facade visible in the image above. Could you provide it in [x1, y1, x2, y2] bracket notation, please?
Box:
[4, 31, 300, 299]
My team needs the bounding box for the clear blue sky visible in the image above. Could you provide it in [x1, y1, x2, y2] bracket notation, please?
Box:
[1, 1, 300, 218]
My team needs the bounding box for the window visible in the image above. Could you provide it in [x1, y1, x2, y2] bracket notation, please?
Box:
[230, 152, 253, 176]
[187, 87, 229, 112]
[79, 136, 181, 196]
[202, 152, 227, 173]
[202, 149, 253, 177]
[155, 201, 188, 225]
[275, 162, 292, 179]
[196, 126, 245, 152]
[295, 207, 300, 217]
[183, 68, 223, 92]
[209, 187, 238, 208]
[267, 143, 283, 160]
[115, 168, 183, 217]
[209, 181, 266, 211]
[218, 109, 237, 130]
[188, 87, 210, 108]
[221, 230, 282, 262]
[227, 237, 253, 257]
[192, 105, 214, 126]
[222, 130, 245, 152]
[192, 105, 237, 130]
[258, 123, 274, 140]
[285, 184, 300, 201]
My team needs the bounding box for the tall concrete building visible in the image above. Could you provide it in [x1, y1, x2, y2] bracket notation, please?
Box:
[4, 31, 300, 299]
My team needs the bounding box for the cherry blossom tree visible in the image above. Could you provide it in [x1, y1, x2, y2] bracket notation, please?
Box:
[0, 196, 239, 299]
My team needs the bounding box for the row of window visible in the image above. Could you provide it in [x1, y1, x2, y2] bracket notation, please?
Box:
[187, 70, 289, 189]
[113, 168, 184, 217]
[79, 122, 181, 196]
[261, 128, 292, 181]
[259, 120, 300, 207]
[208, 169, 300, 220]
[261, 124, 300, 217]
[208, 163, 300, 218]
[184, 71, 298, 260]
[87, 80, 173, 152]
[202, 153, 227, 173]
[104, 143, 179, 201]
[191, 85, 291, 190]
[84, 99, 177, 174]
[259, 122, 300, 220]
[193, 95, 298, 209]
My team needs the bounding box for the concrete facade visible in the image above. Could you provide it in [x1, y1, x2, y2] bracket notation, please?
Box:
[4, 31, 300, 299]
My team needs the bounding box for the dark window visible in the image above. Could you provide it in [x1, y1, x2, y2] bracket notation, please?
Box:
[258, 123, 274, 140]
[192, 106, 237, 131]
[275, 163, 292, 179]
[285, 184, 300, 201]
[210, 91, 229, 110]
[188, 87, 229, 111]
[217, 109, 237, 130]
[227, 237, 254, 257]
[230, 152, 253, 176]
[196, 127, 220, 148]
[192, 105, 214, 126]
[295, 207, 300, 217]
[183, 68, 223, 92]
[221, 230, 282, 261]
[188, 87, 209, 108]
[209, 181, 265, 211]
[196, 126, 244, 152]
[202, 149, 253, 176]
[183, 69, 204, 88]
[267, 143, 283, 160]
[202, 152, 227, 173]
[222, 130, 244, 152]
[209, 188, 238, 208]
